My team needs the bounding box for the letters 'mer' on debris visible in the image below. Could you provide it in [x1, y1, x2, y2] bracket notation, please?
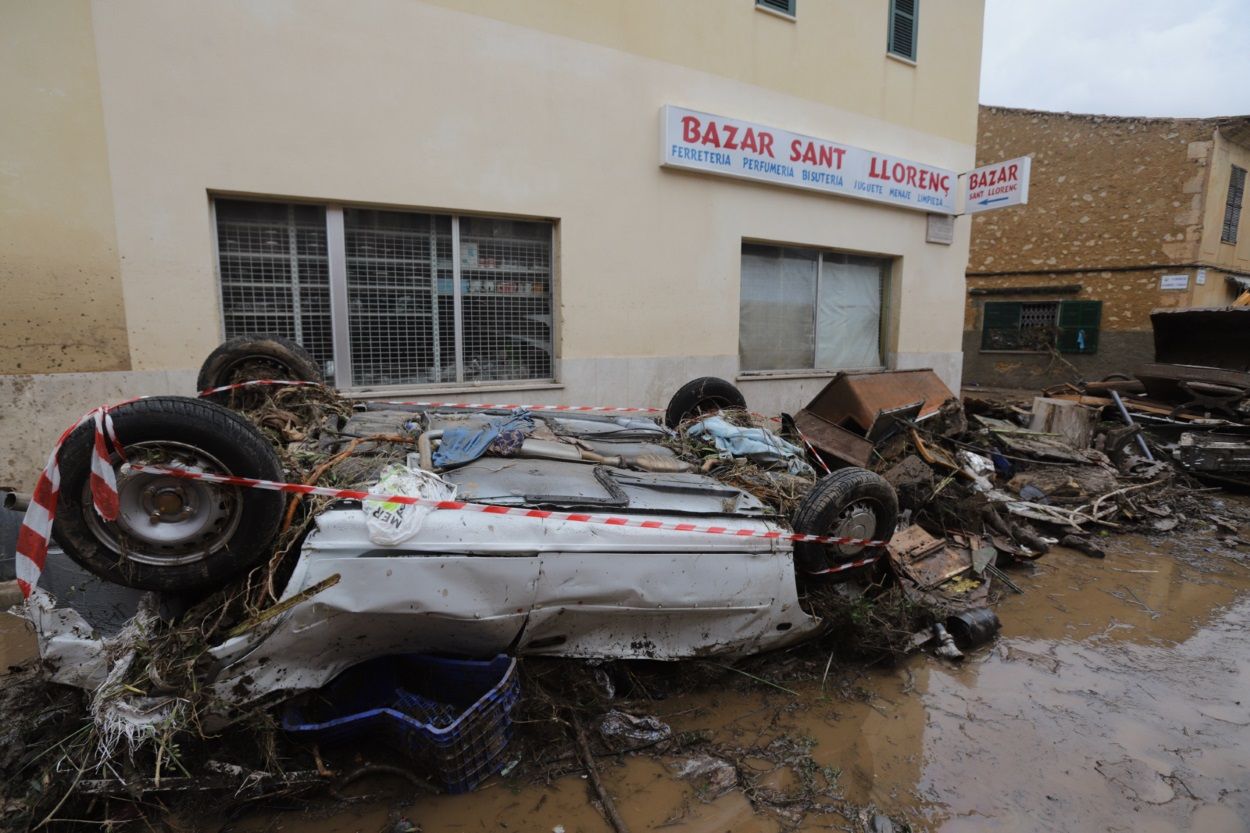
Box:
[965, 155, 1031, 214]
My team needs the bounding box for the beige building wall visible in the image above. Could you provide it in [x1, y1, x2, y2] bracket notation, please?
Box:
[421, 0, 982, 145]
[0, 0, 128, 374]
[1198, 128, 1250, 280]
[1, 0, 982, 488]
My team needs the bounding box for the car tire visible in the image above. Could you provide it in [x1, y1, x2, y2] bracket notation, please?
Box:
[196, 334, 323, 394]
[52, 396, 285, 593]
[665, 377, 747, 428]
[791, 468, 898, 574]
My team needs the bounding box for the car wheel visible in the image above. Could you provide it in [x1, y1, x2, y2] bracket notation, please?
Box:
[664, 377, 747, 428]
[52, 396, 285, 593]
[196, 333, 323, 394]
[791, 468, 898, 574]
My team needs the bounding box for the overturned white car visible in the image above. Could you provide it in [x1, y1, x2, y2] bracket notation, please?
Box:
[26, 336, 898, 714]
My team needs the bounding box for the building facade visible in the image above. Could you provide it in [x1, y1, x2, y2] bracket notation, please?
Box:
[964, 106, 1250, 389]
[1, 0, 984, 488]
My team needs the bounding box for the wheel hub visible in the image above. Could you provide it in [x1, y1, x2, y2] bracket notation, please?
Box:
[84, 441, 242, 567]
[830, 500, 878, 557]
[145, 484, 194, 522]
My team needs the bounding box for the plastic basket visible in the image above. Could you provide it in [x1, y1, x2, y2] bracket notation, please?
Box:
[281, 654, 520, 793]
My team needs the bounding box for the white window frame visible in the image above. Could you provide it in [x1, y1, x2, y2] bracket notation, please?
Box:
[737, 241, 891, 378]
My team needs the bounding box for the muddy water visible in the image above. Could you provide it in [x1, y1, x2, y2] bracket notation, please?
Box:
[6, 533, 1250, 832]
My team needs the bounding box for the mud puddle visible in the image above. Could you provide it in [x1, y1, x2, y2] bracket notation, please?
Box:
[213, 533, 1250, 833]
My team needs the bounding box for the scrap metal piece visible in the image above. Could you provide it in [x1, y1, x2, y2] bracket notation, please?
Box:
[793, 370, 953, 467]
[801, 370, 955, 434]
[885, 525, 971, 588]
[865, 400, 925, 444]
[984, 562, 1023, 594]
[1169, 380, 1247, 419]
[1176, 432, 1250, 474]
[945, 607, 1001, 648]
[792, 409, 874, 467]
[1110, 390, 1155, 461]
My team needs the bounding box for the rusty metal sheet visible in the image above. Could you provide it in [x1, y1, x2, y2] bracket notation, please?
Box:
[793, 410, 873, 467]
[886, 525, 972, 589]
[802, 370, 955, 435]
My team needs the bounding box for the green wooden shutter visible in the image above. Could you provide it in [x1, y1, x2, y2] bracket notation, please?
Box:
[757, 0, 796, 15]
[1057, 300, 1101, 354]
[888, 0, 918, 60]
[981, 301, 1022, 350]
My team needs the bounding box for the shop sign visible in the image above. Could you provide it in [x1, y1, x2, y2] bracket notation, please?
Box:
[660, 105, 957, 215]
[965, 156, 1031, 213]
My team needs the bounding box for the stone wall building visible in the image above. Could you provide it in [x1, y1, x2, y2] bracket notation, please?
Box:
[963, 106, 1250, 389]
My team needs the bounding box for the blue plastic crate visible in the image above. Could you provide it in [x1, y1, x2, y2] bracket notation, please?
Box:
[281, 654, 519, 793]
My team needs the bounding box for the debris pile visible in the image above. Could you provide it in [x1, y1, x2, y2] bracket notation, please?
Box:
[5, 363, 1250, 831]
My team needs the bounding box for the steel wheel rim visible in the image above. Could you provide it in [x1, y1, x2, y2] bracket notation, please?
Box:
[83, 441, 243, 567]
[828, 498, 879, 558]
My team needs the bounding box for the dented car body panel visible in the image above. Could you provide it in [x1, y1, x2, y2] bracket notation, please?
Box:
[200, 506, 819, 707]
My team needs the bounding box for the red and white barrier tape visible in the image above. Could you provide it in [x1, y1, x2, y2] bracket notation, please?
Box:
[15, 403, 132, 598]
[125, 462, 888, 551]
[197, 379, 789, 423]
[807, 554, 883, 576]
[373, 400, 665, 415]
[198, 379, 664, 414]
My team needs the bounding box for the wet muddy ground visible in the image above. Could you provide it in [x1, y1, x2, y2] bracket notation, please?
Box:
[4, 529, 1250, 832]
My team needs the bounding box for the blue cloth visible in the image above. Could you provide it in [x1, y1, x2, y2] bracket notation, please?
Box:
[432, 411, 534, 467]
[686, 416, 813, 476]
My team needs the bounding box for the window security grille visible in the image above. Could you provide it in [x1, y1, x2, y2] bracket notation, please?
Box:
[888, 0, 918, 61]
[459, 217, 554, 383]
[756, 0, 796, 16]
[1223, 165, 1245, 244]
[1018, 301, 1058, 351]
[344, 209, 453, 386]
[216, 200, 554, 389]
[216, 200, 335, 382]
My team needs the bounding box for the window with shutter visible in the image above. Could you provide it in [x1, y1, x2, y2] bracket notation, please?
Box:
[756, 0, 796, 16]
[981, 299, 1099, 353]
[1223, 165, 1245, 244]
[888, 0, 918, 61]
[980, 301, 1023, 350]
[1057, 300, 1101, 354]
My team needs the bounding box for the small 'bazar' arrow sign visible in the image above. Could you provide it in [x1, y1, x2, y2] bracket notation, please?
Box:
[966, 156, 1031, 214]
